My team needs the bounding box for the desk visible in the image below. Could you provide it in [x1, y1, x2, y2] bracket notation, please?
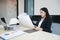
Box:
[0, 25, 60, 40]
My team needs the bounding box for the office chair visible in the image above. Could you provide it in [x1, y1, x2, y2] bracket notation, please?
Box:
[1, 18, 6, 24]
[1, 17, 20, 30]
[9, 18, 20, 30]
[1, 17, 8, 30]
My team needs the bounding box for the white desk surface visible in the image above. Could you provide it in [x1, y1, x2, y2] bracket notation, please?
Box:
[0, 25, 60, 40]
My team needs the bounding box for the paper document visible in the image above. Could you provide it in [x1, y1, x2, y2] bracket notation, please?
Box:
[18, 13, 34, 28]
[0, 30, 25, 40]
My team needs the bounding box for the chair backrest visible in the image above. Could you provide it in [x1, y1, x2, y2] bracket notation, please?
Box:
[1, 17, 6, 24]
[9, 18, 19, 25]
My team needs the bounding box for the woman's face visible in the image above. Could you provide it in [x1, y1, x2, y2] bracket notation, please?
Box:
[40, 10, 46, 18]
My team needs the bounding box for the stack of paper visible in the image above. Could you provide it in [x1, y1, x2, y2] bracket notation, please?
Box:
[0, 30, 25, 40]
[18, 13, 34, 28]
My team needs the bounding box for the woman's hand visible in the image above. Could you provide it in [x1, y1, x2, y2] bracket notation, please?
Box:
[33, 26, 43, 31]
[35, 27, 40, 31]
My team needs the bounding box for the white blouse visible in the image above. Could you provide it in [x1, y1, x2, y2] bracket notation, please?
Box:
[38, 18, 44, 27]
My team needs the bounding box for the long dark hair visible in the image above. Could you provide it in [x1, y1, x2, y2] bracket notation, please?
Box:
[40, 7, 51, 19]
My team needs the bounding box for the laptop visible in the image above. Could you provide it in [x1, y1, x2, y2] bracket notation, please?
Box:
[24, 29, 37, 33]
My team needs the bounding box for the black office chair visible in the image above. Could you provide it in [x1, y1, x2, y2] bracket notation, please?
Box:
[1, 17, 6, 24]
[1, 17, 20, 30]
[1, 17, 8, 30]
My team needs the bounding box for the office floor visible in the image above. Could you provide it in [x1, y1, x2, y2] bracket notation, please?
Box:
[52, 23, 60, 35]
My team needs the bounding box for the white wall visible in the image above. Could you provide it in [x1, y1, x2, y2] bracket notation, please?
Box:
[0, 0, 17, 24]
[34, 0, 60, 15]
[6, 0, 17, 23]
[0, 0, 7, 24]
[18, 0, 24, 14]
[0, 0, 24, 25]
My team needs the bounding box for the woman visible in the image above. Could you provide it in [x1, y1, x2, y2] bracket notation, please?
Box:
[33, 7, 52, 33]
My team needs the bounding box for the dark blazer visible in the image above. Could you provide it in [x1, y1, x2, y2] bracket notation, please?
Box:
[35, 17, 52, 33]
